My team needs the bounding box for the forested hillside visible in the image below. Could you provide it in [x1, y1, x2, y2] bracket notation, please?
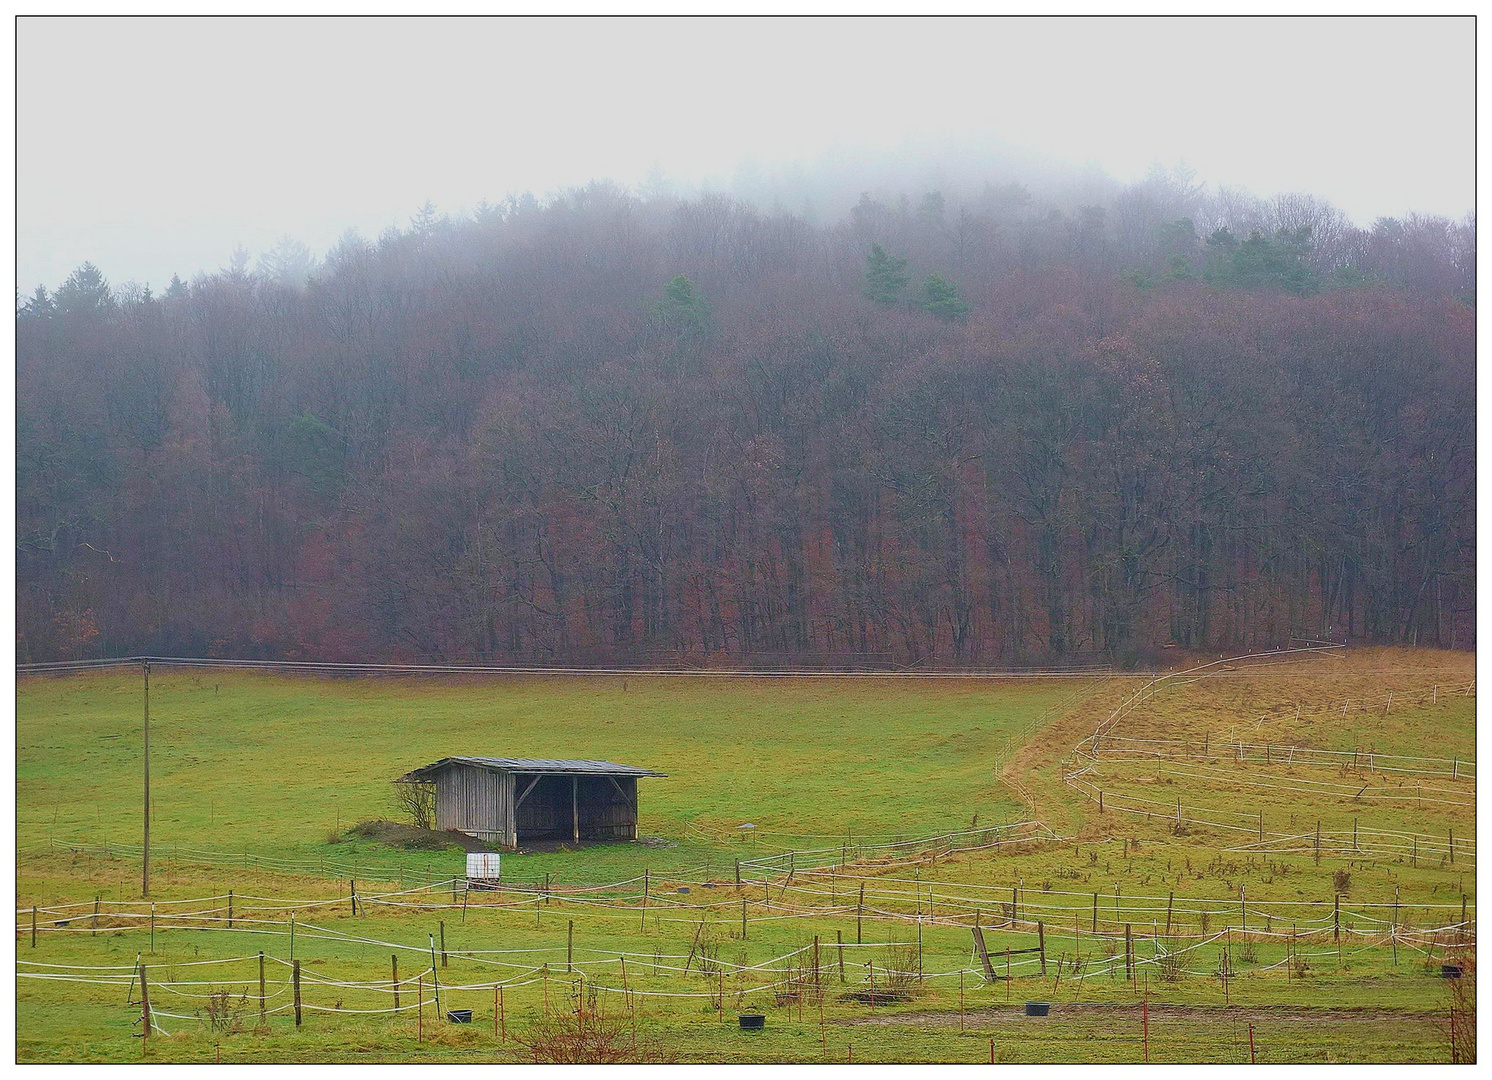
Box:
[16, 174, 1475, 665]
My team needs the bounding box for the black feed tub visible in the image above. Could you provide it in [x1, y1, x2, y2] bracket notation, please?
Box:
[739, 1014, 766, 1031]
[447, 1009, 473, 1023]
[1442, 964, 1464, 979]
[1024, 1002, 1051, 1016]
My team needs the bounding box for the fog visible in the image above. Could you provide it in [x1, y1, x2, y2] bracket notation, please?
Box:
[18, 15, 1474, 292]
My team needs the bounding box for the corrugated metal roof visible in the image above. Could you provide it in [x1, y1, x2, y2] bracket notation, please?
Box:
[399, 757, 666, 782]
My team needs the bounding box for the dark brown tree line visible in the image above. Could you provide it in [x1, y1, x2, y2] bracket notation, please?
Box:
[16, 179, 1475, 665]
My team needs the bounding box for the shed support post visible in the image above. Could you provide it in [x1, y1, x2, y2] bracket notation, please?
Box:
[572, 776, 579, 845]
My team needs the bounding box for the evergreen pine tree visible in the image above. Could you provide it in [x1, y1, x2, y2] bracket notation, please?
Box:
[862, 243, 910, 307]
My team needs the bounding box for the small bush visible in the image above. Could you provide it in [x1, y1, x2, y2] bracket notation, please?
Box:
[1332, 869, 1351, 893]
[518, 1003, 674, 1063]
[393, 781, 436, 830]
[1156, 939, 1185, 983]
[1235, 938, 1258, 965]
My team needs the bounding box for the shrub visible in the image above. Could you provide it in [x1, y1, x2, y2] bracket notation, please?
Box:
[518, 1003, 674, 1063]
[393, 781, 436, 830]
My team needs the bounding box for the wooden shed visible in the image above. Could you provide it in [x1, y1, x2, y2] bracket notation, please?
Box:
[396, 757, 666, 850]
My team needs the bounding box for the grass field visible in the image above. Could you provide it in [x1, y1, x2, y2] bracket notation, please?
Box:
[15, 647, 1476, 1062]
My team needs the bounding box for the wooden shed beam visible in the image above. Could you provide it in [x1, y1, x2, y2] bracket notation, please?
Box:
[514, 774, 542, 810]
[605, 774, 637, 814]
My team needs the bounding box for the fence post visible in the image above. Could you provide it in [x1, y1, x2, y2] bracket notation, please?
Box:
[837, 929, 845, 983]
[292, 960, 302, 1027]
[1314, 821, 1321, 865]
[228, 890, 234, 929]
[1333, 895, 1340, 943]
[1125, 924, 1134, 982]
[1166, 892, 1174, 936]
[1037, 921, 1046, 976]
[641, 868, 648, 932]
[259, 951, 267, 1029]
[1241, 886, 1247, 930]
[1449, 828, 1455, 864]
[741, 897, 747, 940]
[140, 964, 151, 1044]
[392, 954, 400, 1011]
[566, 920, 573, 972]
[1092, 891, 1098, 933]
[31, 906, 36, 948]
[350, 879, 357, 917]
[93, 895, 100, 936]
[441, 921, 448, 968]
[857, 883, 865, 943]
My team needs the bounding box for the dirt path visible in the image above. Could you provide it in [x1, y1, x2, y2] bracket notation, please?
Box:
[842, 1002, 1441, 1028]
[997, 676, 1128, 836]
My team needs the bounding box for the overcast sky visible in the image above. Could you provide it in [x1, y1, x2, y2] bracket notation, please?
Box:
[17, 15, 1476, 292]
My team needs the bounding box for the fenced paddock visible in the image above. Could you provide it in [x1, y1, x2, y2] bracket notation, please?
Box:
[15, 645, 1477, 1062]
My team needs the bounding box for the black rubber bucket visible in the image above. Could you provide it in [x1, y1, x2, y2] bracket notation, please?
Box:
[447, 1009, 473, 1023]
[739, 1014, 766, 1030]
[1442, 964, 1463, 979]
[1025, 1002, 1051, 1016]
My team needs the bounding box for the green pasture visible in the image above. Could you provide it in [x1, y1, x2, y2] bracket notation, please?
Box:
[17, 669, 1090, 887]
[16, 893, 1466, 1063]
[14, 651, 1475, 1062]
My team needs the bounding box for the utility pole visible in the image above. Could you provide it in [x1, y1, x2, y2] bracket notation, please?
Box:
[143, 660, 151, 898]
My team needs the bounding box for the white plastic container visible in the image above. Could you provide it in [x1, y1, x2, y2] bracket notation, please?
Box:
[466, 852, 501, 883]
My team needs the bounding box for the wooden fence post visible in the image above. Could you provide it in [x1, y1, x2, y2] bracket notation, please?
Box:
[1092, 891, 1098, 933]
[1124, 924, 1134, 982]
[567, 920, 574, 972]
[292, 960, 302, 1027]
[741, 897, 747, 940]
[1333, 895, 1339, 943]
[350, 879, 357, 917]
[857, 883, 865, 943]
[259, 951, 267, 1029]
[837, 929, 846, 982]
[498, 985, 506, 1042]
[140, 964, 151, 1044]
[1165, 892, 1174, 936]
[1449, 828, 1455, 864]
[392, 955, 400, 1011]
[31, 906, 36, 948]
[1037, 921, 1046, 976]
[228, 890, 234, 929]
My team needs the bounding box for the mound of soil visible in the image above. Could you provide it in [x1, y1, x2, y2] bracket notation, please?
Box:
[346, 819, 495, 852]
